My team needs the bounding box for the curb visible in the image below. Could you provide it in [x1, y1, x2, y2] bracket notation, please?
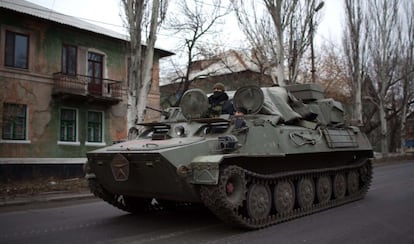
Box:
[0, 192, 95, 207]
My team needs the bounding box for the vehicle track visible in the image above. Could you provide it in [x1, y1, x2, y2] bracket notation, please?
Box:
[199, 159, 372, 229]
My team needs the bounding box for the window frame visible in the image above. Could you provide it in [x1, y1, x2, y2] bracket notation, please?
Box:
[58, 108, 80, 146]
[4, 30, 29, 69]
[62, 44, 77, 75]
[1, 103, 30, 144]
[87, 51, 104, 96]
[86, 110, 105, 146]
[87, 52, 104, 80]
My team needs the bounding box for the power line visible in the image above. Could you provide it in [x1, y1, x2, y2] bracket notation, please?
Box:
[4, 1, 339, 55]
[3, 0, 128, 31]
[4, 0, 248, 51]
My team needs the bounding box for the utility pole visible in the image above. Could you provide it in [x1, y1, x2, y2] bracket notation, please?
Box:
[310, 1, 324, 83]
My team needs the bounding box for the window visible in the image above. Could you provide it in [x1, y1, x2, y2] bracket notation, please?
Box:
[62, 45, 77, 75]
[5, 31, 29, 69]
[60, 108, 77, 142]
[87, 52, 103, 95]
[87, 111, 103, 142]
[2, 103, 27, 140]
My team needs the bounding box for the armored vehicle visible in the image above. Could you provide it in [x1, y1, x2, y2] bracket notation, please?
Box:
[84, 84, 373, 229]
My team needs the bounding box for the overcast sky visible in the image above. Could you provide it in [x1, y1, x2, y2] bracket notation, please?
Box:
[25, 0, 344, 52]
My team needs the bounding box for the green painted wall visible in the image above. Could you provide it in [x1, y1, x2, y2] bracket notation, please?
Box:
[1, 9, 169, 159]
[0, 10, 129, 158]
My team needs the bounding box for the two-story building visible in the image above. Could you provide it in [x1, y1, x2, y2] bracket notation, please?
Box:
[0, 0, 172, 180]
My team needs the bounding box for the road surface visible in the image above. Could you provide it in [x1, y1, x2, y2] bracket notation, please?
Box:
[0, 161, 413, 244]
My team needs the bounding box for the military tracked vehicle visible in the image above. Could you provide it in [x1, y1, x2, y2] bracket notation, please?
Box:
[84, 84, 373, 229]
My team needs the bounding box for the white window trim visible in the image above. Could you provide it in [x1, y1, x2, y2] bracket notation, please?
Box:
[85, 142, 106, 147]
[58, 107, 80, 145]
[57, 141, 81, 146]
[86, 110, 105, 144]
[25, 105, 30, 141]
[0, 157, 86, 164]
[0, 139, 31, 144]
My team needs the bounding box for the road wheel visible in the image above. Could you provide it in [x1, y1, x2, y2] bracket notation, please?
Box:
[347, 171, 360, 195]
[297, 178, 315, 209]
[316, 175, 332, 204]
[273, 180, 295, 215]
[246, 183, 272, 220]
[333, 173, 346, 199]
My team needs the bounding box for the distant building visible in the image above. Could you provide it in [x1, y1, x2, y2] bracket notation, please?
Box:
[160, 50, 274, 107]
[0, 0, 172, 179]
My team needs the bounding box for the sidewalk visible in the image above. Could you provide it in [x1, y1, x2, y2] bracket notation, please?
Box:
[0, 177, 95, 208]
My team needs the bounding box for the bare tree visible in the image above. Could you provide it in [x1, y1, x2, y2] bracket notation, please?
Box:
[365, 0, 401, 156]
[398, 0, 414, 153]
[232, 1, 279, 84]
[317, 43, 351, 103]
[342, 0, 368, 126]
[165, 0, 230, 94]
[262, 0, 287, 85]
[340, 0, 414, 153]
[122, 0, 168, 132]
[232, 0, 322, 85]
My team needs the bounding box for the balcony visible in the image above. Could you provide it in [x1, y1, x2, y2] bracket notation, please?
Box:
[52, 73, 123, 105]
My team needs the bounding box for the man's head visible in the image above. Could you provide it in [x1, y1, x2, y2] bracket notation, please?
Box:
[213, 83, 225, 92]
[235, 107, 247, 116]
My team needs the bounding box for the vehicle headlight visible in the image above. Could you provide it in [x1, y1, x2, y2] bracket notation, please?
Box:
[175, 125, 186, 136]
[176, 164, 192, 177]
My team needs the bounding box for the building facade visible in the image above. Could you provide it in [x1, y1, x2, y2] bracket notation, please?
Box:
[0, 0, 172, 179]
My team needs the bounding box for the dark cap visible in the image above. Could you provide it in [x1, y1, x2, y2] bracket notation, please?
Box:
[213, 82, 225, 91]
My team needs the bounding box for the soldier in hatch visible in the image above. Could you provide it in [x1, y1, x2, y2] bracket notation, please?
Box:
[234, 107, 247, 129]
[208, 82, 233, 117]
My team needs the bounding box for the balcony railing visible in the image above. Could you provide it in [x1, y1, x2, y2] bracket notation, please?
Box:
[52, 73, 123, 104]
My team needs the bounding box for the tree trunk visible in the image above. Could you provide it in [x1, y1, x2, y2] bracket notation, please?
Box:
[123, 0, 161, 133]
[124, 0, 143, 132]
[354, 80, 363, 125]
[343, 0, 365, 126]
[379, 99, 388, 156]
[136, 0, 159, 124]
[265, 0, 286, 86]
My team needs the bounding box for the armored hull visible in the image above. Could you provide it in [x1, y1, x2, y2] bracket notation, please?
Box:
[85, 84, 373, 229]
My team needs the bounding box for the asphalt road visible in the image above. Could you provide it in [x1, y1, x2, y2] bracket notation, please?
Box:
[0, 161, 413, 244]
